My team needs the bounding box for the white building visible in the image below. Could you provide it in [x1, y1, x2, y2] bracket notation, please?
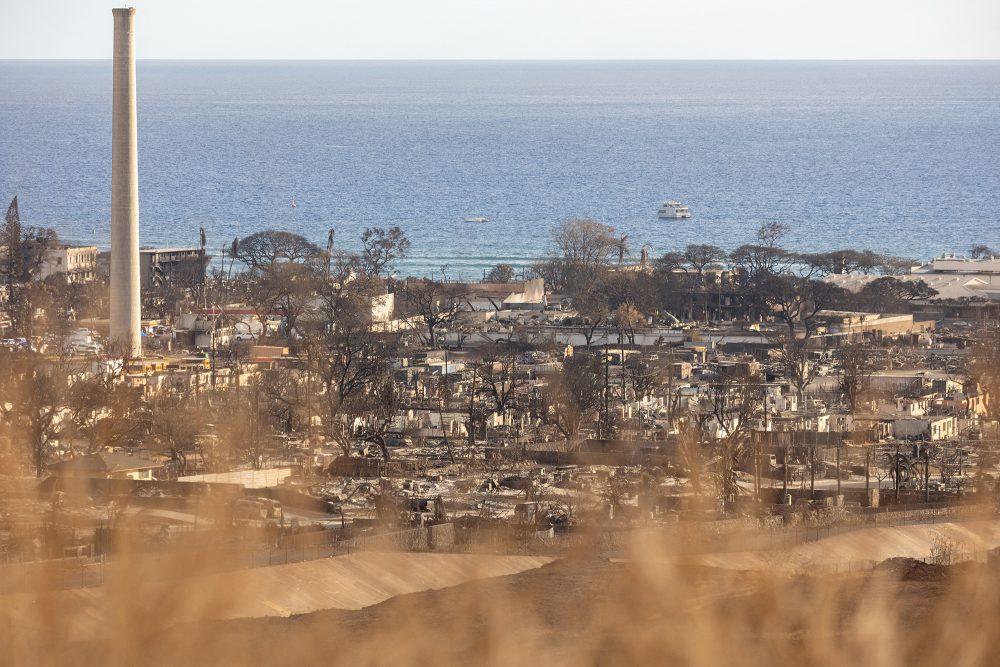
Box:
[893, 416, 958, 441]
[36, 245, 98, 283]
[825, 256, 1000, 302]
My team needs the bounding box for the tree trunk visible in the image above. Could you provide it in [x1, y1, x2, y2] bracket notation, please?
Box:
[31, 418, 44, 478]
[836, 446, 841, 496]
[865, 447, 871, 497]
[809, 446, 815, 499]
[442, 433, 455, 464]
[783, 444, 789, 496]
[894, 443, 901, 502]
[437, 407, 456, 464]
[585, 319, 602, 348]
[753, 442, 761, 502]
[376, 436, 391, 463]
[334, 433, 351, 458]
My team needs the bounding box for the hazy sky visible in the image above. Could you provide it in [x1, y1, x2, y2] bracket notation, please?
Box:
[2, 0, 999, 59]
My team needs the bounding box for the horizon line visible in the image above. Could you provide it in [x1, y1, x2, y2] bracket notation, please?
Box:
[3, 57, 1000, 63]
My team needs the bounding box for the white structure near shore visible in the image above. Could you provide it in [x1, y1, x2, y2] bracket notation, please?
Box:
[36, 245, 98, 284]
[826, 256, 1000, 302]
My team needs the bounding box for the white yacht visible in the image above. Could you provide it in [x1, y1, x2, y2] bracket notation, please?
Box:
[464, 216, 490, 223]
[658, 201, 691, 219]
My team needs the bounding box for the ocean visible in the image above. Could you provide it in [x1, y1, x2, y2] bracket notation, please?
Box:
[1, 60, 999, 278]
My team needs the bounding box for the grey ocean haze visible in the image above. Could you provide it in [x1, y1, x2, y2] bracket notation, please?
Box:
[1, 60, 998, 277]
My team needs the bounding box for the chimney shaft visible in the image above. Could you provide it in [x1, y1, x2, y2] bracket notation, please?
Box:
[110, 7, 141, 356]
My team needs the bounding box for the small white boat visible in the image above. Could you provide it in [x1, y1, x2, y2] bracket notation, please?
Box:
[291, 197, 297, 208]
[464, 216, 489, 223]
[658, 201, 691, 219]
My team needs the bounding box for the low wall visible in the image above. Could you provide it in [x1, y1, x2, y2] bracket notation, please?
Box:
[37, 476, 242, 499]
[523, 450, 674, 467]
[278, 523, 456, 555]
[347, 523, 456, 553]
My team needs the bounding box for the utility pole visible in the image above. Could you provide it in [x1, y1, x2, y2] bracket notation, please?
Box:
[326, 228, 335, 278]
[200, 226, 207, 310]
[253, 379, 262, 469]
[783, 434, 789, 497]
[602, 342, 611, 440]
[809, 438, 815, 499]
[306, 369, 313, 441]
[665, 345, 675, 432]
[923, 443, 930, 503]
[209, 315, 216, 389]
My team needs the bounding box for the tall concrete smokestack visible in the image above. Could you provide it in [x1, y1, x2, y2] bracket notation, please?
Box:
[110, 7, 141, 355]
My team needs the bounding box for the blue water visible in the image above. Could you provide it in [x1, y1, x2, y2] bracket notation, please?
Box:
[2, 60, 999, 278]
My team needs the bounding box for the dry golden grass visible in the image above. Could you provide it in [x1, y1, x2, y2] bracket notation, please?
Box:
[3, 517, 1000, 666]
